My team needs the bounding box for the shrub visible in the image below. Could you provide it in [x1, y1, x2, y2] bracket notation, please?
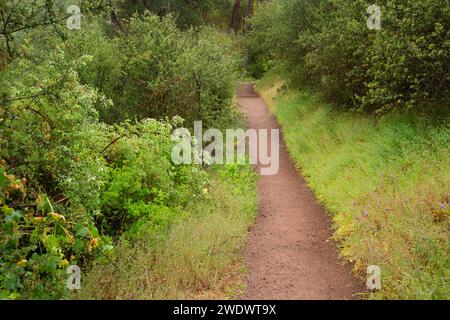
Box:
[249, 0, 450, 113]
[64, 15, 241, 128]
[0, 162, 112, 299]
[0, 9, 246, 300]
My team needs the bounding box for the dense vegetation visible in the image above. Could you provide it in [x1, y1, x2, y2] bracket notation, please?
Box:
[0, 1, 255, 299]
[249, 0, 449, 114]
[78, 165, 256, 299]
[1, 0, 448, 300]
[251, 0, 449, 300]
[113, 0, 235, 28]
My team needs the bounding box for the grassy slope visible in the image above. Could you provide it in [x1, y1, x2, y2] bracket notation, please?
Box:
[256, 71, 450, 299]
[77, 164, 257, 300]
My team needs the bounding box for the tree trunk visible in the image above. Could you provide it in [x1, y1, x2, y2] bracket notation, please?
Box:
[229, 0, 241, 34]
[243, 1, 254, 40]
[110, 10, 123, 32]
[243, 0, 254, 74]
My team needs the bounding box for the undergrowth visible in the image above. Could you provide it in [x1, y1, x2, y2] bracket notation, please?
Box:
[76, 164, 257, 300]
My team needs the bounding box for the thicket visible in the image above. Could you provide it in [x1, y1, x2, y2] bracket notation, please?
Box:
[249, 0, 450, 114]
[65, 15, 240, 126]
[0, 3, 242, 299]
[114, 0, 234, 29]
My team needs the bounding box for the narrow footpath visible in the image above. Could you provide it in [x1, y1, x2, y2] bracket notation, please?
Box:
[238, 83, 364, 300]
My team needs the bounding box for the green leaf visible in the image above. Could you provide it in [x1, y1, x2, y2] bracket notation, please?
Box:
[3, 273, 21, 291]
[0, 169, 8, 190]
[0, 290, 12, 300]
[5, 210, 23, 224]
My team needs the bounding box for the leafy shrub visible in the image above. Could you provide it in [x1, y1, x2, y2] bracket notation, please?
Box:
[115, 0, 234, 29]
[249, 0, 450, 113]
[64, 15, 241, 128]
[361, 0, 450, 113]
[1, 50, 109, 211]
[97, 118, 208, 235]
[0, 7, 246, 300]
[0, 162, 112, 299]
[77, 164, 257, 300]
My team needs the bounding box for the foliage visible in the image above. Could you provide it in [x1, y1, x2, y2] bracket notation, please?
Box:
[249, 0, 450, 113]
[0, 8, 247, 299]
[97, 118, 209, 235]
[77, 164, 257, 300]
[0, 162, 112, 299]
[63, 15, 241, 127]
[114, 0, 234, 29]
[0, 0, 114, 59]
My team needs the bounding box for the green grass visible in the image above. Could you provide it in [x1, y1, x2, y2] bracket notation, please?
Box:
[256, 72, 450, 299]
[76, 164, 257, 300]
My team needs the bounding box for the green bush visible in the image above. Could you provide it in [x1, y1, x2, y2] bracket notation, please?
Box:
[77, 164, 257, 300]
[1, 50, 109, 211]
[0, 162, 112, 300]
[64, 15, 241, 128]
[0, 12, 243, 299]
[97, 118, 209, 235]
[249, 0, 450, 113]
[114, 0, 234, 29]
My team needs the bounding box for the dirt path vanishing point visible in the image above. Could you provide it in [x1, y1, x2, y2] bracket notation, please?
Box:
[238, 83, 364, 300]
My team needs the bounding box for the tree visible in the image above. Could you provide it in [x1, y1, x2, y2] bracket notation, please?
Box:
[0, 0, 113, 59]
[229, 0, 241, 33]
[243, 0, 254, 72]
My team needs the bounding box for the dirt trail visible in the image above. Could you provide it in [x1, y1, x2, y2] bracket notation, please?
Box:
[238, 83, 363, 300]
